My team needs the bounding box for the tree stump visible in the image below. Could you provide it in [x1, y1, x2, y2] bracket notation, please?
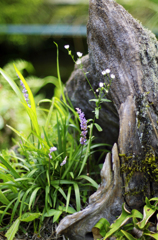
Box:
[56, 0, 158, 239]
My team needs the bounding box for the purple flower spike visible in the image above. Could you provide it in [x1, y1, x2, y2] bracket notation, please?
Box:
[76, 108, 87, 145]
[48, 146, 57, 159]
[20, 80, 31, 108]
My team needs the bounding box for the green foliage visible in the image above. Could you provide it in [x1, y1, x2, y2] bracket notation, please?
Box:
[0, 59, 59, 150]
[0, 0, 157, 30]
[116, 0, 158, 31]
[0, 44, 109, 239]
[0, 0, 43, 24]
[0, 0, 158, 46]
[93, 197, 158, 240]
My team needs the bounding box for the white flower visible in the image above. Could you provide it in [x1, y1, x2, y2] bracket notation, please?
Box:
[96, 89, 99, 92]
[99, 82, 104, 88]
[60, 156, 67, 166]
[106, 69, 110, 74]
[110, 74, 115, 79]
[101, 70, 106, 75]
[64, 45, 69, 49]
[101, 69, 111, 75]
[76, 59, 82, 65]
[77, 52, 83, 57]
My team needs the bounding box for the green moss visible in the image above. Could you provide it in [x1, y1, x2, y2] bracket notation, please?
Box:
[124, 186, 147, 197]
[120, 152, 158, 195]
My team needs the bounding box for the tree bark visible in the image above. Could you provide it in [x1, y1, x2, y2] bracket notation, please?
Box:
[57, 0, 158, 239]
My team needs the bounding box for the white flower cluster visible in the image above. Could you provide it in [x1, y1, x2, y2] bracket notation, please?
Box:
[102, 69, 115, 79]
[102, 69, 110, 75]
[64, 45, 83, 65]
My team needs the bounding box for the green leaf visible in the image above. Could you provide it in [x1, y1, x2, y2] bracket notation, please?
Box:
[27, 168, 38, 178]
[46, 170, 50, 186]
[94, 123, 103, 132]
[0, 189, 10, 205]
[11, 195, 21, 222]
[77, 175, 98, 189]
[145, 197, 154, 209]
[95, 108, 99, 119]
[51, 180, 76, 185]
[0, 198, 17, 224]
[103, 204, 142, 239]
[42, 127, 50, 147]
[66, 186, 72, 212]
[69, 172, 74, 179]
[123, 223, 135, 232]
[44, 209, 62, 222]
[89, 99, 99, 103]
[54, 42, 66, 103]
[19, 188, 33, 217]
[0, 210, 11, 215]
[14, 64, 40, 136]
[45, 185, 50, 212]
[101, 99, 111, 102]
[0, 68, 24, 102]
[121, 230, 138, 240]
[144, 232, 158, 239]
[29, 187, 41, 210]
[6, 125, 30, 146]
[52, 184, 67, 201]
[44, 209, 57, 217]
[58, 205, 76, 214]
[53, 210, 62, 223]
[0, 156, 20, 179]
[150, 197, 158, 201]
[21, 212, 41, 222]
[137, 204, 156, 229]
[73, 183, 80, 212]
[5, 218, 20, 240]
[93, 218, 110, 237]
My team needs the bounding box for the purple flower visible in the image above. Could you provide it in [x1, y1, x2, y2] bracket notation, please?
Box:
[60, 156, 67, 166]
[76, 108, 87, 145]
[48, 146, 57, 159]
[20, 80, 31, 108]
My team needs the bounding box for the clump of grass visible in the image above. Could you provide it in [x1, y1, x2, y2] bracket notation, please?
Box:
[0, 43, 111, 240]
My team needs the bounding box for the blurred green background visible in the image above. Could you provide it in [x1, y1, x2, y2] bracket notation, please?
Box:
[0, 0, 158, 150]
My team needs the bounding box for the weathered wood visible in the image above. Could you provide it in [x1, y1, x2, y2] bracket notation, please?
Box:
[57, 0, 158, 239]
[56, 144, 123, 240]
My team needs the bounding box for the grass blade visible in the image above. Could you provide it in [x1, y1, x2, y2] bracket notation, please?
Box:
[0, 68, 23, 102]
[45, 185, 50, 212]
[0, 156, 20, 179]
[0, 190, 10, 205]
[29, 187, 41, 210]
[14, 64, 40, 136]
[52, 185, 67, 201]
[73, 183, 80, 212]
[77, 175, 98, 189]
[54, 42, 66, 103]
[66, 186, 72, 212]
